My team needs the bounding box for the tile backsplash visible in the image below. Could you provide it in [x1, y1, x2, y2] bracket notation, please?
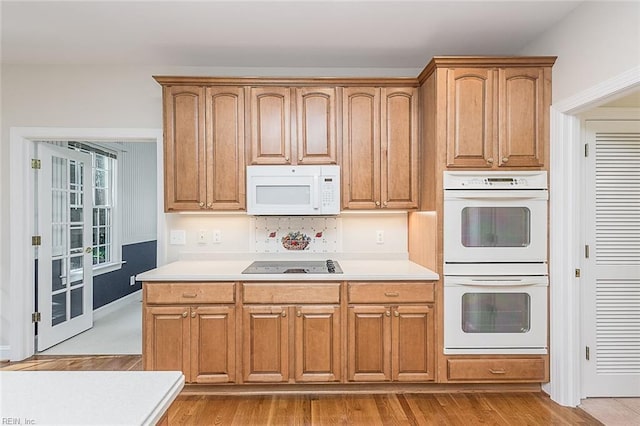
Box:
[253, 216, 340, 253]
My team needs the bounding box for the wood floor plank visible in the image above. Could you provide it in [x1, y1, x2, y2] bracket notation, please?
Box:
[2, 355, 604, 425]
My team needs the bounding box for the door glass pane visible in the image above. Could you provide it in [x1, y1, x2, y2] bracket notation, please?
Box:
[51, 259, 66, 291]
[69, 255, 83, 273]
[52, 292, 67, 326]
[70, 207, 83, 223]
[256, 185, 311, 205]
[70, 226, 83, 253]
[70, 287, 83, 319]
[461, 207, 531, 247]
[461, 293, 530, 333]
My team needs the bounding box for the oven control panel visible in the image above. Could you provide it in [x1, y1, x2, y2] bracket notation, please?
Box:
[443, 171, 548, 190]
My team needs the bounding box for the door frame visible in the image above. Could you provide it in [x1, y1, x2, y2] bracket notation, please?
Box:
[545, 65, 640, 407]
[8, 127, 164, 361]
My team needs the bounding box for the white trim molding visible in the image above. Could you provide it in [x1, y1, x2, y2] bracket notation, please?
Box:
[545, 66, 640, 407]
[8, 127, 162, 362]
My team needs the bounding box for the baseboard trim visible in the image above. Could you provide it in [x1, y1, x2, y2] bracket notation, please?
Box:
[93, 290, 142, 322]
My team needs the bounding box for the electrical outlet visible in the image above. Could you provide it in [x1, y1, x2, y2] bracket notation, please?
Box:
[376, 230, 384, 244]
[197, 229, 207, 245]
[213, 229, 222, 244]
[129, 275, 136, 286]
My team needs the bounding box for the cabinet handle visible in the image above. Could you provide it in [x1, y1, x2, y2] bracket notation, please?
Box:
[182, 293, 197, 298]
[394, 310, 400, 317]
[502, 157, 509, 163]
[385, 310, 391, 317]
[384, 292, 400, 297]
[282, 311, 287, 317]
[297, 311, 302, 317]
[487, 158, 494, 164]
[182, 311, 188, 318]
[199, 201, 205, 208]
[489, 369, 506, 375]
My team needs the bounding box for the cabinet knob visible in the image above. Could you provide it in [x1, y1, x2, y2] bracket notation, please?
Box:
[487, 158, 494, 164]
[394, 310, 400, 317]
[502, 157, 509, 163]
[375, 201, 381, 206]
[199, 201, 205, 208]
[182, 311, 188, 318]
[285, 157, 290, 162]
[383, 201, 388, 207]
[385, 310, 391, 317]
[191, 311, 196, 318]
[297, 311, 302, 317]
[207, 202, 213, 208]
[282, 311, 287, 317]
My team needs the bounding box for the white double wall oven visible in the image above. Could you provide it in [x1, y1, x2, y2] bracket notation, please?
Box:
[443, 171, 549, 355]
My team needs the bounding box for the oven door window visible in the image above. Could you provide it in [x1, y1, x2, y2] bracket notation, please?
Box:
[461, 293, 531, 333]
[461, 207, 531, 247]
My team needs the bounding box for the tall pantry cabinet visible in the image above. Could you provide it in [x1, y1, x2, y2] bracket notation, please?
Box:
[411, 56, 555, 383]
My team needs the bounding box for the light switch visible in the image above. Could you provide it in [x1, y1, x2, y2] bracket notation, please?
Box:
[169, 230, 186, 245]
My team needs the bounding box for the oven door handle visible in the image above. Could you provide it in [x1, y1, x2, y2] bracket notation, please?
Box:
[451, 278, 547, 287]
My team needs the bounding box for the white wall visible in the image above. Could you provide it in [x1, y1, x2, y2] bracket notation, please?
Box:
[519, 1, 640, 103]
[0, 63, 418, 354]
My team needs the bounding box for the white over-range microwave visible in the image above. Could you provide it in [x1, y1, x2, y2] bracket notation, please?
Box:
[246, 165, 340, 215]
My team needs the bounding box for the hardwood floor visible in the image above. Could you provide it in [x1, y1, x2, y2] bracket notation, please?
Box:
[2, 355, 603, 425]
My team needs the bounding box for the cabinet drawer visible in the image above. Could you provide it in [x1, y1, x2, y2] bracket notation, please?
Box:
[447, 358, 546, 381]
[145, 282, 235, 304]
[243, 282, 340, 304]
[348, 282, 434, 303]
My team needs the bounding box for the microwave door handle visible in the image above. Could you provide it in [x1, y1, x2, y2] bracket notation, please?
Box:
[312, 175, 320, 209]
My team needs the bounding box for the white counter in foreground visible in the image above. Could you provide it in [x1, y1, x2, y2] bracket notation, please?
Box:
[0, 371, 184, 425]
[137, 259, 439, 282]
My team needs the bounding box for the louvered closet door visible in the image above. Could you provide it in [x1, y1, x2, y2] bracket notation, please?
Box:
[582, 120, 640, 397]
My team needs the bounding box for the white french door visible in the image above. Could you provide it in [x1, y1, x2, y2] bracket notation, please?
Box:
[582, 120, 640, 397]
[36, 143, 94, 351]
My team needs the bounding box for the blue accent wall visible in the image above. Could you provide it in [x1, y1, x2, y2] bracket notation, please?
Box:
[93, 240, 157, 309]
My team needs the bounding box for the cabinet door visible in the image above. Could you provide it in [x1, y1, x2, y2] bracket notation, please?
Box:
[497, 67, 547, 168]
[191, 306, 236, 383]
[249, 87, 292, 164]
[381, 87, 419, 209]
[347, 305, 391, 381]
[294, 305, 341, 382]
[242, 306, 289, 382]
[342, 87, 381, 209]
[392, 305, 435, 382]
[143, 306, 190, 375]
[205, 87, 246, 210]
[163, 86, 207, 210]
[295, 87, 338, 164]
[445, 68, 496, 168]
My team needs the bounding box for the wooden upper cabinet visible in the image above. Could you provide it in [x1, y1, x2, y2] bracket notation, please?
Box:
[343, 87, 418, 209]
[342, 87, 380, 209]
[249, 87, 292, 164]
[498, 67, 547, 168]
[446, 68, 495, 168]
[445, 65, 551, 169]
[163, 86, 207, 210]
[163, 85, 245, 211]
[381, 87, 419, 209]
[248, 86, 337, 165]
[205, 87, 246, 209]
[295, 87, 338, 164]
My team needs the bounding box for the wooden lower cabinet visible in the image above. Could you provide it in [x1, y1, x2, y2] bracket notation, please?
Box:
[242, 305, 341, 383]
[347, 304, 435, 382]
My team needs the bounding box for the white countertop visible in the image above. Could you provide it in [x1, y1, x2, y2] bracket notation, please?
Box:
[0, 371, 184, 425]
[137, 259, 439, 282]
